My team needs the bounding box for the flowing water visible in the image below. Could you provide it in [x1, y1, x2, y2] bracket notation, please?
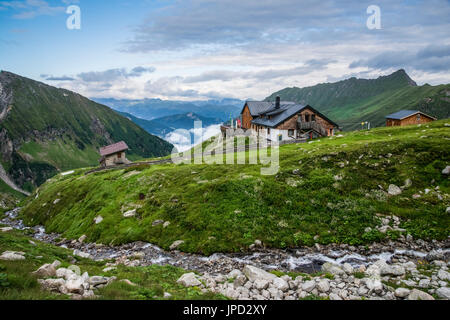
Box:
[1, 208, 448, 275]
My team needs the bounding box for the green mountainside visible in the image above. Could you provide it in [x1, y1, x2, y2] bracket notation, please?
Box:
[21, 120, 450, 254]
[266, 70, 450, 130]
[0, 71, 173, 194]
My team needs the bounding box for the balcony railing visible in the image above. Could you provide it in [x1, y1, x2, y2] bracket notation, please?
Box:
[297, 120, 328, 136]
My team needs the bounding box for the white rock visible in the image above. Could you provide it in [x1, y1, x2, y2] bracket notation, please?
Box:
[0, 251, 25, 261]
[169, 240, 184, 250]
[227, 269, 242, 279]
[254, 279, 270, 290]
[301, 280, 316, 292]
[242, 265, 277, 282]
[177, 273, 201, 287]
[94, 216, 103, 224]
[65, 278, 85, 294]
[33, 263, 56, 277]
[317, 279, 330, 293]
[89, 276, 108, 286]
[408, 289, 435, 300]
[380, 264, 405, 276]
[329, 293, 342, 300]
[53, 199, 61, 205]
[0, 227, 13, 232]
[321, 262, 345, 275]
[342, 263, 354, 274]
[388, 184, 402, 196]
[442, 165, 450, 175]
[73, 249, 91, 259]
[436, 287, 450, 299]
[272, 278, 289, 292]
[123, 209, 136, 218]
[437, 269, 450, 281]
[394, 288, 410, 298]
[56, 268, 75, 280]
[38, 278, 66, 292]
[78, 235, 87, 243]
[164, 292, 172, 298]
[365, 278, 383, 293]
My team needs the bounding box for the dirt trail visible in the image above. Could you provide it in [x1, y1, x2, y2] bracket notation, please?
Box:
[0, 163, 30, 196]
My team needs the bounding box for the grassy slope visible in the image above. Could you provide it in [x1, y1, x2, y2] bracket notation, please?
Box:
[0, 226, 225, 300]
[20, 120, 450, 255]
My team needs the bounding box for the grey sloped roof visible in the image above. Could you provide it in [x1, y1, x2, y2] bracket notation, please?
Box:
[251, 104, 306, 127]
[385, 110, 437, 120]
[243, 101, 295, 116]
[251, 104, 340, 128]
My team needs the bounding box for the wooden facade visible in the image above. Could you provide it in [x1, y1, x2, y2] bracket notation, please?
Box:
[386, 112, 436, 127]
[241, 104, 253, 129]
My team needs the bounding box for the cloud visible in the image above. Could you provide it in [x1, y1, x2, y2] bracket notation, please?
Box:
[124, 0, 362, 53]
[77, 66, 156, 82]
[45, 76, 75, 81]
[0, 0, 65, 19]
[349, 44, 450, 72]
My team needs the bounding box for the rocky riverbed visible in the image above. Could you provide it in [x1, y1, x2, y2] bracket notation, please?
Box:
[2, 208, 449, 300]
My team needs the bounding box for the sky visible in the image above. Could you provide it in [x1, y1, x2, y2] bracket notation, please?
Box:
[1, 0, 450, 101]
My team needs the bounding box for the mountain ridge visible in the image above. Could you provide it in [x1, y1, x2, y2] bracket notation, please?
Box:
[0, 71, 173, 193]
[265, 69, 449, 130]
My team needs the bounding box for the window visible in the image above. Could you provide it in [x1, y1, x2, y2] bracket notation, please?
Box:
[305, 114, 310, 122]
[288, 129, 294, 137]
[311, 114, 316, 121]
[417, 114, 421, 122]
[267, 128, 271, 135]
[117, 152, 122, 158]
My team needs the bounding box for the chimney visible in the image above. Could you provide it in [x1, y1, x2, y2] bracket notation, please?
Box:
[275, 96, 280, 109]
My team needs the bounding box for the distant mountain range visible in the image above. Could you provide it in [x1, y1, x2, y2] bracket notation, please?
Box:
[0, 71, 173, 194]
[118, 111, 222, 137]
[94, 97, 243, 122]
[266, 69, 450, 130]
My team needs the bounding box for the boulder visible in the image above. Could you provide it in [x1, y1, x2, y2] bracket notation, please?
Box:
[169, 240, 184, 250]
[254, 279, 270, 290]
[364, 278, 383, 293]
[0, 227, 13, 232]
[394, 288, 410, 298]
[388, 184, 402, 196]
[342, 263, 354, 274]
[407, 289, 435, 300]
[442, 166, 450, 175]
[436, 287, 450, 299]
[177, 273, 201, 287]
[242, 265, 277, 282]
[65, 278, 85, 294]
[301, 280, 316, 292]
[317, 279, 330, 293]
[272, 278, 289, 292]
[38, 278, 66, 292]
[123, 209, 136, 218]
[0, 251, 25, 261]
[78, 235, 87, 243]
[152, 219, 164, 226]
[321, 262, 345, 275]
[73, 249, 91, 259]
[437, 270, 450, 281]
[227, 269, 242, 279]
[94, 216, 103, 224]
[89, 276, 108, 287]
[33, 263, 56, 278]
[380, 264, 405, 276]
[163, 221, 171, 228]
[329, 293, 342, 300]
